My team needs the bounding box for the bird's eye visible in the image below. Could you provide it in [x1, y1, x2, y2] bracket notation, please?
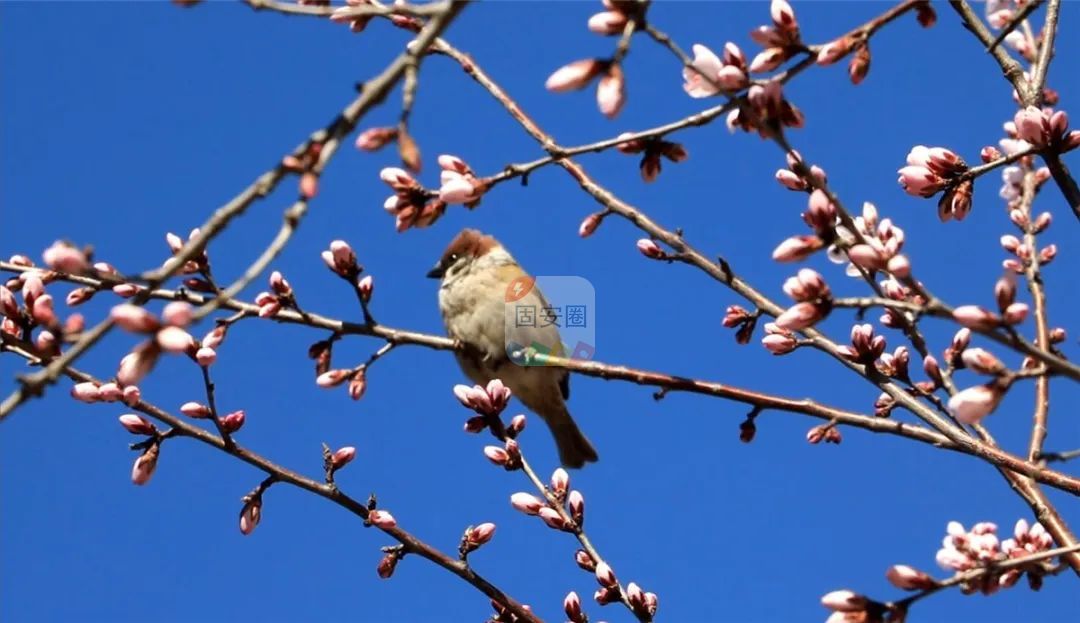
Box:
[448, 253, 459, 263]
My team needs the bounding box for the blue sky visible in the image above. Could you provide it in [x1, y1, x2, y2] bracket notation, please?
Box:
[3, 1, 1080, 621]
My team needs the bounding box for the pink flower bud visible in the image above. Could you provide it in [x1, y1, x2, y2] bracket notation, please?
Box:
[596, 64, 625, 118]
[111, 305, 159, 333]
[194, 346, 216, 367]
[117, 345, 159, 387]
[463, 416, 487, 433]
[848, 44, 871, 85]
[30, 294, 57, 326]
[886, 565, 936, 591]
[202, 326, 227, 350]
[159, 302, 192, 327]
[961, 348, 1005, 375]
[131, 445, 159, 486]
[122, 385, 142, 406]
[587, 10, 628, 35]
[467, 522, 496, 546]
[8, 254, 34, 267]
[329, 240, 357, 274]
[886, 254, 910, 278]
[568, 490, 585, 524]
[165, 232, 184, 254]
[594, 561, 618, 588]
[948, 384, 1004, 425]
[564, 591, 584, 623]
[510, 492, 544, 515]
[156, 326, 195, 353]
[368, 510, 397, 529]
[547, 468, 570, 495]
[579, 213, 602, 238]
[331, 446, 357, 469]
[817, 37, 853, 65]
[317, 369, 352, 388]
[775, 168, 806, 191]
[545, 59, 604, 92]
[1003, 302, 1028, 325]
[355, 127, 397, 151]
[626, 582, 646, 610]
[0, 285, 18, 318]
[1032, 211, 1052, 234]
[775, 301, 823, 331]
[953, 305, 1000, 331]
[180, 401, 212, 418]
[119, 414, 156, 435]
[348, 370, 367, 401]
[1014, 106, 1048, 147]
[847, 244, 885, 271]
[42, 241, 89, 274]
[357, 275, 374, 302]
[484, 445, 510, 466]
[820, 590, 867, 613]
[269, 271, 292, 297]
[239, 498, 261, 535]
[636, 238, 664, 259]
[71, 381, 103, 403]
[750, 47, 786, 73]
[772, 235, 824, 262]
[762, 332, 797, 355]
[509, 414, 527, 434]
[981, 146, 1003, 162]
[98, 382, 123, 402]
[1039, 243, 1057, 264]
[220, 410, 245, 433]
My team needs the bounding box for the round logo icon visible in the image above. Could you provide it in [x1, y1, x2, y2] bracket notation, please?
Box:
[504, 275, 535, 303]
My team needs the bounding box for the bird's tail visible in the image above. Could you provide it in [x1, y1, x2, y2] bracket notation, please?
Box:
[546, 404, 598, 469]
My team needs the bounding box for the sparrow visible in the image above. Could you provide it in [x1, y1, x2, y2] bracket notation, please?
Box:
[428, 229, 598, 468]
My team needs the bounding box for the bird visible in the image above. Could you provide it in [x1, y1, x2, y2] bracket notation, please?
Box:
[428, 229, 598, 468]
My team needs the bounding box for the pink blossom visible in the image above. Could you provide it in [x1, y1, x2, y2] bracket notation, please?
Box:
[221, 410, 245, 433]
[762, 332, 797, 355]
[817, 37, 852, 65]
[438, 175, 480, 204]
[682, 47, 721, 97]
[961, 348, 1005, 375]
[1003, 302, 1028, 325]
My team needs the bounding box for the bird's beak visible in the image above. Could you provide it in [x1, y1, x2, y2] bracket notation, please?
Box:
[426, 264, 444, 279]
